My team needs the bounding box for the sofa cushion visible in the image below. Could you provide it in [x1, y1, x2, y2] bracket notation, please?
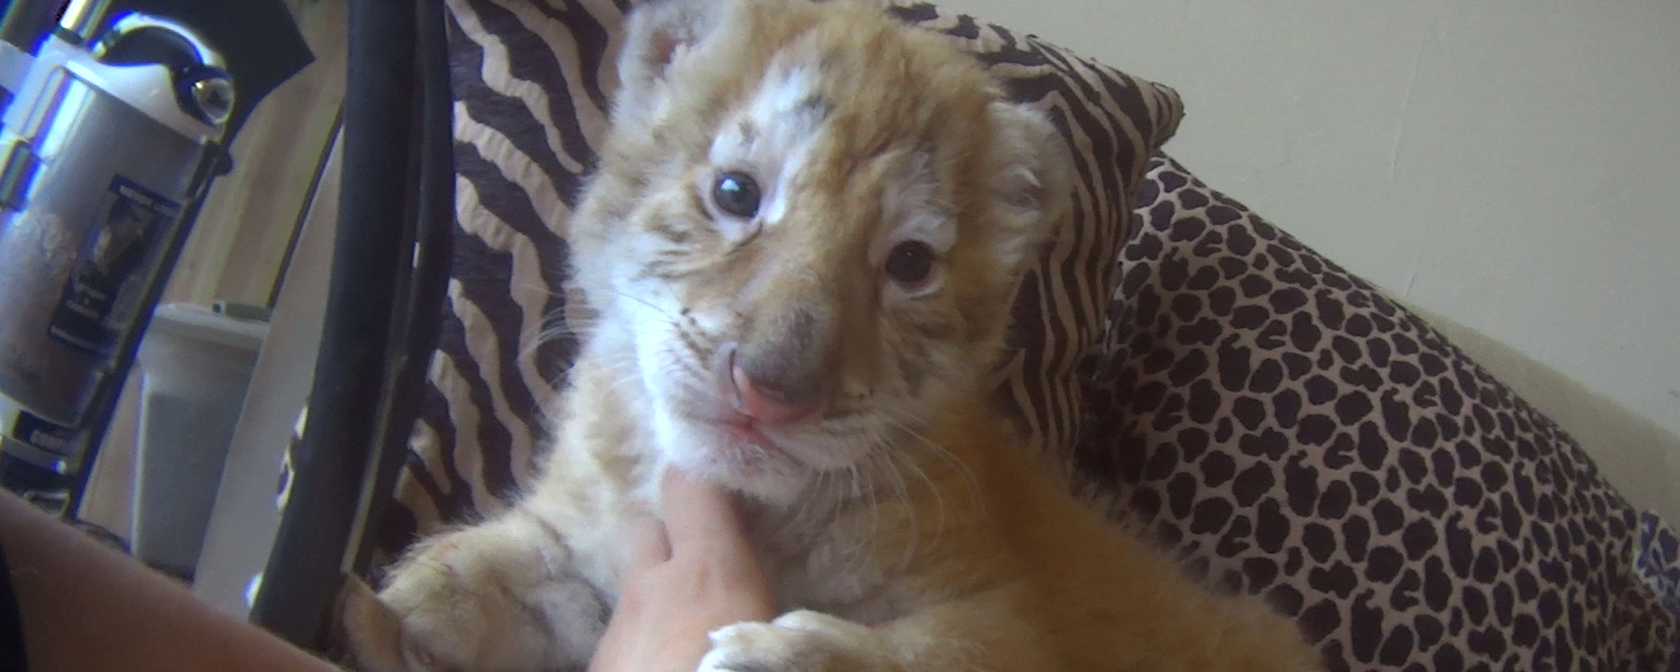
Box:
[1077, 153, 1680, 671]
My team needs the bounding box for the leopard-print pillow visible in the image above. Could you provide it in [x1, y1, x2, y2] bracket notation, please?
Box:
[1080, 154, 1680, 672]
[376, 0, 1182, 550]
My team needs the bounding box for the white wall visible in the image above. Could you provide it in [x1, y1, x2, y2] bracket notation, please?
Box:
[934, 0, 1680, 440]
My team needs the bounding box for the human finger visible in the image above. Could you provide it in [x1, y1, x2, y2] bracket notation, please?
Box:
[657, 468, 751, 558]
[612, 510, 671, 577]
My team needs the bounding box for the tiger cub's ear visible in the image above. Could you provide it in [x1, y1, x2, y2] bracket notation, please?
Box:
[985, 100, 1074, 275]
[614, 0, 734, 126]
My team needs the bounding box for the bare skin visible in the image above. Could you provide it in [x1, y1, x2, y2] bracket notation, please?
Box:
[0, 470, 775, 672]
[0, 490, 342, 672]
[589, 469, 779, 672]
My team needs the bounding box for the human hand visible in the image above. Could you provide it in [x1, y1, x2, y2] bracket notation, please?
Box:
[587, 469, 778, 672]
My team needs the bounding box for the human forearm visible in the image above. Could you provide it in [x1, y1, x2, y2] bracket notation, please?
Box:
[0, 491, 342, 672]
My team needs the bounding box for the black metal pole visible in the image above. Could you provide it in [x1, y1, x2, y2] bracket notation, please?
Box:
[346, 0, 453, 581]
[248, 0, 421, 649]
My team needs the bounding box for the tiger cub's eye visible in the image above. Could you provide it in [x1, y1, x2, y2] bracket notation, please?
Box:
[885, 241, 936, 286]
[712, 171, 761, 218]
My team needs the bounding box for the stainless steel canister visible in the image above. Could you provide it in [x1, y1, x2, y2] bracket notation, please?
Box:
[0, 12, 232, 471]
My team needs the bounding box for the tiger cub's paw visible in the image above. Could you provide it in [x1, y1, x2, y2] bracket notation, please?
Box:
[339, 520, 605, 672]
[697, 610, 890, 672]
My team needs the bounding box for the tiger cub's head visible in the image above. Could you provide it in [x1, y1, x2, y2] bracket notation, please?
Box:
[571, 0, 1071, 503]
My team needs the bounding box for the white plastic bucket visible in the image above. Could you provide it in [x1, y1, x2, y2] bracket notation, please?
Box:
[131, 302, 267, 578]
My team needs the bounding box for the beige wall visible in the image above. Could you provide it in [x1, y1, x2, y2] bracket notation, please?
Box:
[934, 0, 1680, 441]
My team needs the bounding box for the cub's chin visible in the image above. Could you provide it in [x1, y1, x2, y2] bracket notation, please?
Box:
[650, 406, 819, 505]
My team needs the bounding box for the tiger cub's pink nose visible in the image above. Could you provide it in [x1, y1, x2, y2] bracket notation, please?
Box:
[731, 364, 819, 424]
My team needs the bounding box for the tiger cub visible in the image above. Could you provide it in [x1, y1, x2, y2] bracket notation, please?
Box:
[341, 0, 1325, 671]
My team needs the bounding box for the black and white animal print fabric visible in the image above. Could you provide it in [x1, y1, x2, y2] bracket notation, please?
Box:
[1078, 155, 1680, 671]
[374, 0, 1680, 670]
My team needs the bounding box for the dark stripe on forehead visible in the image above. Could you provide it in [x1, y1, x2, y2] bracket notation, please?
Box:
[650, 217, 691, 244]
[896, 344, 931, 397]
[648, 191, 706, 244]
[904, 311, 958, 341]
[674, 322, 710, 361]
[797, 93, 829, 120]
[635, 252, 704, 283]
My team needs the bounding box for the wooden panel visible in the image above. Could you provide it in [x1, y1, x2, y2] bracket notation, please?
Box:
[163, 0, 347, 308]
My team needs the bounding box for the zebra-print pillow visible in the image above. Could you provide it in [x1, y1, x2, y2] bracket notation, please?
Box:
[375, 0, 1183, 553]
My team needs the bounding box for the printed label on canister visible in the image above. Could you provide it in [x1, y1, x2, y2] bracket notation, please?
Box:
[11, 408, 77, 458]
[45, 175, 180, 357]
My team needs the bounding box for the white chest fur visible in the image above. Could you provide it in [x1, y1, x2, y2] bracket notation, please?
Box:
[743, 504, 908, 627]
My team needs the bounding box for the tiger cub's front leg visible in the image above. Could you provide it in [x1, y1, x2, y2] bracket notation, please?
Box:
[339, 508, 608, 672]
